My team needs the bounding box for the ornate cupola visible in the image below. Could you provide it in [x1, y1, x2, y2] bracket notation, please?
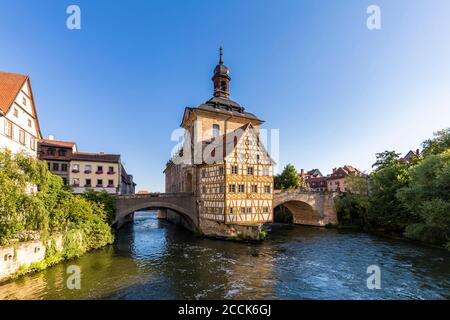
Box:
[212, 47, 231, 98]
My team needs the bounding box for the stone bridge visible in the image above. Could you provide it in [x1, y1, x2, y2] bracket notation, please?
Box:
[115, 190, 338, 230]
[273, 190, 338, 226]
[114, 193, 197, 229]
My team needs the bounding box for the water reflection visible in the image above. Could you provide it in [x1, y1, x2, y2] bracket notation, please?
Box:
[0, 211, 449, 300]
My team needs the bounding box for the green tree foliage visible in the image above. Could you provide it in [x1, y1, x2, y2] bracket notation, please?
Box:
[334, 128, 450, 248]
[398, 150, 450, 247]
[335, 193, 368, 228]
[0, 150, 114, 249]
[421, 128, 450, 157]
[344, 175, 369, 195]
[335, 176, 369, 227]
[368, 151, 412, 231]
[81, 190, 116, 224]
[274, 164, 300, 190]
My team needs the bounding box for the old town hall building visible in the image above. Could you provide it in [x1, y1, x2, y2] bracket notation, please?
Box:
[164, 49, 274, 227]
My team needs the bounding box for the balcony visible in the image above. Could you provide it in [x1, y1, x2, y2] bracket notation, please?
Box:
[95, 171, 103, 175]
[72, 169, 80, 173]
[84, 170, 92, 174]
[72, 184, 80, 187]
[107, 171, 116, 175]
[84, 184, 92, 188]
[96, 185, 103, 188]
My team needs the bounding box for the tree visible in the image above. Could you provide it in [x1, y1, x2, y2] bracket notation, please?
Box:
[344, 175, 369, 195]
[367, 151, 412, 231]
[372, 150, 402, 170]
[274, 164, 300, 190]
[335, 193, 369, 227]
[398, 150, 450, 247]
[421, 128, 450, 157]
[0, 149, 114, 248]
[82, 190, 116, 224]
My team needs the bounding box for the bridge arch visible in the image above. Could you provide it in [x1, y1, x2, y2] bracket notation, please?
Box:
[273, 191, 337, 227]
[274, 200, 322, 226]
[114, 193, 197, 229]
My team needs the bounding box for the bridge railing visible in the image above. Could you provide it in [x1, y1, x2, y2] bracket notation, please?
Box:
[115, 192, 194, 199]
[274, 189, 337, 195]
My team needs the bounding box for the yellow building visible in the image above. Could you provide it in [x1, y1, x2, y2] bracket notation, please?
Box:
[38, 138, 135, 195]
[165, 49, 274, 225]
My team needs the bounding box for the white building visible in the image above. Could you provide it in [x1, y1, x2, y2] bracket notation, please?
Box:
[0, 72, 42, 157]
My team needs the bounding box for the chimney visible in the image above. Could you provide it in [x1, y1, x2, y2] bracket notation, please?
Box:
[48, 135, 54, 140]
[416, 149, 420, 155]
[300, 169, 304, 176]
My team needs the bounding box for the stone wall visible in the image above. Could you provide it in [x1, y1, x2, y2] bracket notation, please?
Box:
[199, 218, 262, 240]
[0, 235, 63, 283]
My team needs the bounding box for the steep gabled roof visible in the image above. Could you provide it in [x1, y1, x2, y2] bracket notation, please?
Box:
[0, 71, 43, 139]
[223, 122, 276, 164]
[0, 72, 27, 114]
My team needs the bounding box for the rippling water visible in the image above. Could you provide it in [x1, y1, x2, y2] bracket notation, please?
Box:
[0, 212, 449, 300]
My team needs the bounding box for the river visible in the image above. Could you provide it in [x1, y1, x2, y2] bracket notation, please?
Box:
[0, 211, 449, 300]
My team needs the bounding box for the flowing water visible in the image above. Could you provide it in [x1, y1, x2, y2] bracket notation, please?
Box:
[0, 211, 449, 300]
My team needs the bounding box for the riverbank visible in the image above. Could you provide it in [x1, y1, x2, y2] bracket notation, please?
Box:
[0, 230, 114, 284]
[0, 151, 116, 284]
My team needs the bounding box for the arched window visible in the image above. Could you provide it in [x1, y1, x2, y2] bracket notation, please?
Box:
[212, 124, 220, 138]
[221, 80, 227, 92]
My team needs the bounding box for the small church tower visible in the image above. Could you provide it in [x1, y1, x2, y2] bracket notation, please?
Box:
[212, 47, 231, 98]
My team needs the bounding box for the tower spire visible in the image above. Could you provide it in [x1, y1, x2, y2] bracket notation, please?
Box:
[212, 47, 230, 98]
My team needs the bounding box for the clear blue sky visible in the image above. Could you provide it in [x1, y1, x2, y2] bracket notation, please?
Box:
[1, 0, 449, 191]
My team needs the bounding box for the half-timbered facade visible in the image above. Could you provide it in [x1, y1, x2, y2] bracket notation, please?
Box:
[165, 49, 274, 226]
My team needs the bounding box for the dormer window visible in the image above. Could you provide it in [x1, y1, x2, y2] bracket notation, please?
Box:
[13, 108, 18, 117]
[23, 97, 27, 105]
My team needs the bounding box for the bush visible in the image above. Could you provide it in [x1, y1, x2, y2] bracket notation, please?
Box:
[81, 190, 116, 224]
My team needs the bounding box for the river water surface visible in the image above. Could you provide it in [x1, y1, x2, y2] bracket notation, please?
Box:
[0, 212, 449, 300]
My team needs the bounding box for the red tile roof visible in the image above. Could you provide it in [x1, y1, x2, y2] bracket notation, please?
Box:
[0, 72, 28, 114]
[71, 152, 120, 163]
[39, 139, 77, 149]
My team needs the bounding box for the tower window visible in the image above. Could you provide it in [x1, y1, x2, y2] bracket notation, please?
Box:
[220, 80, 227, 92]
[212, 124, 220, 138]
